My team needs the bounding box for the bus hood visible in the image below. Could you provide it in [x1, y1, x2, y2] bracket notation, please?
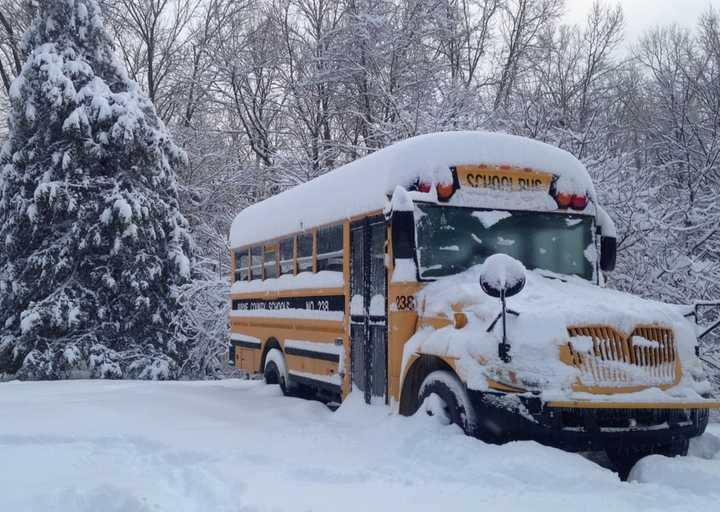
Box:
[405, 267, 710, 399]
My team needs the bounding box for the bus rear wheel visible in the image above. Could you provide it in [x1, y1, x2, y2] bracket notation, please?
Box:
[418, 370, 476, 435]
[263, 348, 289, 396]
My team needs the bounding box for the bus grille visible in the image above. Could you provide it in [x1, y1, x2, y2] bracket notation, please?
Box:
[566, 325, 677, 388]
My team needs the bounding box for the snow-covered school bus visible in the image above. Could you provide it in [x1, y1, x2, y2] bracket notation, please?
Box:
[228, 131, 719, 474]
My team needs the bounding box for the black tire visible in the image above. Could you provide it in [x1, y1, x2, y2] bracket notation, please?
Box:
[264, 360, 279, 384]
[263, 350, 289, 395]
[606, 439, 689, 481]
[417, 370, 477, 435]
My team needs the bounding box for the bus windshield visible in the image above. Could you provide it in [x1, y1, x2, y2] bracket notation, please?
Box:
[415, 204, 594, 280]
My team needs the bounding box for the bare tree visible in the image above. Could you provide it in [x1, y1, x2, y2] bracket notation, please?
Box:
[0, 0, 29, 95]
[213, 7, 286, 199]
[101, 0, 200, 120]
[273, 0, 344, 180]
[493, 0, 563, 111]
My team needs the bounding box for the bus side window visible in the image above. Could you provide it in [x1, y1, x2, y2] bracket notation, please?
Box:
[317, 224, 343, 272]
[298, 233, 313, 273]
[235, 250, 250, 282]
[264, 245, 278, 279]
[250, 246, 263, 280]
[279, 238, 295, 275]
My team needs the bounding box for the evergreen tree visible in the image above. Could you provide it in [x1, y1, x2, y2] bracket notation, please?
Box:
[0, 0, 194, 379]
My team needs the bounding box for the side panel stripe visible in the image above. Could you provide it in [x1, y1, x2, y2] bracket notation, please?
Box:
[230, 339, 262, 350]
[285, 346, 339, 363]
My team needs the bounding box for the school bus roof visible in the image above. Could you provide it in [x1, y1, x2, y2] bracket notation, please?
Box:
[229, 131, 594, 249]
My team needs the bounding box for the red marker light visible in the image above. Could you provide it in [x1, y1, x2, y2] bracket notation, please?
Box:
[417, 181, 432, 193]
[570, 194, 588, 210]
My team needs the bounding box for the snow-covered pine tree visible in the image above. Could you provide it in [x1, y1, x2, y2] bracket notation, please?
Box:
[0, 0, 194, 380]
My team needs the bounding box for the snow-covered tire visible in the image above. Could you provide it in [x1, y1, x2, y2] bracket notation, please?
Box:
[418, 370, 477, 435]
[606, 439, 689, 481]
[264, 348, 290, 395]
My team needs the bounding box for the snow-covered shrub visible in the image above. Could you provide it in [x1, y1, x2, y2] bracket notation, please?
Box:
[0, 0, 194, 379]
[172, 259, 230, 379]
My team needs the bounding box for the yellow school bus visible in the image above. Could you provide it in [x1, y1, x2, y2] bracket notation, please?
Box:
[228, 131, 719, 476]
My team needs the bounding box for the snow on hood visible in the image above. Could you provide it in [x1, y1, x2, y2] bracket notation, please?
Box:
[405, 266, 702, 396]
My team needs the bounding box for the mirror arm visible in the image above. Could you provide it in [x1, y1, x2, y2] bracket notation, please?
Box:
[486, 292, 517, 363]
[485, 309, 519, 332]
[478, 254, 526, 364]
[499, 292, 511, 363]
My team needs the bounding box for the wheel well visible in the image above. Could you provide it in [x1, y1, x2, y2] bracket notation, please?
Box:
[399, 355, 456, 416]
[259, 337, 282, 373]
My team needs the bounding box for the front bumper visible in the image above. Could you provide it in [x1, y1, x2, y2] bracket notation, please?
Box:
[468, 390, 715, 451]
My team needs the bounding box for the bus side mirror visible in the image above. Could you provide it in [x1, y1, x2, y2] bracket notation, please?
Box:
[390, 210, 415, 260]
[600, 236, 616, 272]
[479, 254, 526, 299]
[479, 254, 525, 364]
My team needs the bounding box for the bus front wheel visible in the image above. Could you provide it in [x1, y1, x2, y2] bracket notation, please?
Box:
[264, 348, 289, 396]
[418, 370, 477, 435]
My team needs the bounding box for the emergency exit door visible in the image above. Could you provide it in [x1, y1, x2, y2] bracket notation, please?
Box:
[349, 216, 387, 404]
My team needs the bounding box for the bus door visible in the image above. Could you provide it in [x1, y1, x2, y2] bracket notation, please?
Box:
[350, 215, 388, 404]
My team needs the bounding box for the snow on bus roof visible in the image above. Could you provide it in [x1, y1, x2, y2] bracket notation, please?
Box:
[229, 131, 594, 249]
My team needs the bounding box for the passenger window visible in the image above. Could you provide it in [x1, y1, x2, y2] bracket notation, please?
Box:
[317, 224, 343, 272]
[264, 246, 278, 279]
[298, 232, 313, 273]
[235, 250, 250, 282]
[250, 246, 263, 280]
[279, 238, 295, 275]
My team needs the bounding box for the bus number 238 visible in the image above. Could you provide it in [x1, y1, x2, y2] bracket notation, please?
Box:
[395, 295, 416, 311]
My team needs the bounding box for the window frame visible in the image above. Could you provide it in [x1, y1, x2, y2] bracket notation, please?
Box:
[249, 245, 263, 281]
[263, 243, 279, 280]
[316, 223, 344, 272]
[232, 215, 364, 282]
[297, 230, 314, 274]
[234, 249, 250, 282]
[278, 236, 296, 276]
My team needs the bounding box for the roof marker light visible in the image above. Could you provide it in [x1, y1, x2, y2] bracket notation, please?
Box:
[555, 192, 572, 209]
[417, 181, 432, 193]
[436, 182, 455, 202]
[570, 194, 588, 211]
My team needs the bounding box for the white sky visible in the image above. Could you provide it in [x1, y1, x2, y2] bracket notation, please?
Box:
[563, 0, 720, 43]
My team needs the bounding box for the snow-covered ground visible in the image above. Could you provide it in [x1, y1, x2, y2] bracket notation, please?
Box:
[1, 379, 719, 511]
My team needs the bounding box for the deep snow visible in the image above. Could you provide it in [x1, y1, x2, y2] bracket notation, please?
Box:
[1, 379, 719, 512]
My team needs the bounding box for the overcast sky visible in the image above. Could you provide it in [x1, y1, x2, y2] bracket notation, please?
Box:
[563, 0, 719, 43]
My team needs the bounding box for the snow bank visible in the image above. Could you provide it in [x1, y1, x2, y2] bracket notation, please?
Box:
[629, 427, 720, 492]
[230, 131, 594, 248]
[1, 380, 719, 512]
[629, 454, 720, 494]
[689, 427, 720, 459]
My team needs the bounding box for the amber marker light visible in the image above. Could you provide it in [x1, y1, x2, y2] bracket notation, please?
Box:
[554, 192, 572, 209]
[436, 182, 455, 202]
